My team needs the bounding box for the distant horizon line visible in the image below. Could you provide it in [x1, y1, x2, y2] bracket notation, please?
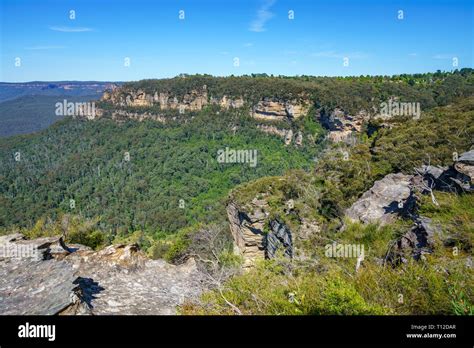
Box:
[1, 67, 472, 84]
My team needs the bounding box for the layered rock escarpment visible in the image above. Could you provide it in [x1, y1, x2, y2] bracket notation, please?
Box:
[0, 233, 203, 315]
[252, 98, 310, 120]
[226, 198, 294, 268]
[99, 85, 311, 123]
[101, 85, 241, 113]
[97, 82, 421, 146]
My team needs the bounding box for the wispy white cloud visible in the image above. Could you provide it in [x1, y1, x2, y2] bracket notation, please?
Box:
[249, 0, 276, 32]
[408, 53, 418, 57]
[49, 26, 93, 32]
[310, 50, 368, 59]
[243, 42, 254, 47]
[25, 45, 66, 50]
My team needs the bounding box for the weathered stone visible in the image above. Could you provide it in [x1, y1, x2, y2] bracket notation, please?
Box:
[413, 165, 457, 192]
[227, 194, 298, 268]
[265, 220, 293, 259]
[284, 129, 294, 145]
[412, 150, 474, 193]
[226, 202, 267, 268]
[387, 217, 439, 264]
[346, 173, 415, 225]
[252, 98, 309, 120]
[318, 108, 369, 143]
[453, 150, 474, 192]
[295, 131, 303, 146]
[0, 233, 204, 315]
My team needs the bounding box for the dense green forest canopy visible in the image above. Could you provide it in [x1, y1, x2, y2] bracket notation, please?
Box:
[0, 106, 324, 241]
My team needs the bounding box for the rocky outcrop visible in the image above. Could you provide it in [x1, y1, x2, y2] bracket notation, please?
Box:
[226, 200, 268, 268]
[101, 86, 210, 112]
[294, 131, 303, 146]
[158, 87, 208, 111]
[101, 84, 311, 121]
[318, 108, 369, 143]
[213, 95, 245, 109]
[102, 86, 243, 113]
[413, 150, 474, 193]
[265, 220, 293, 259]
[107, 110, 166, 123]
[252, 98, 310, 120]
[346, 173, 416, 225]
[348, 151, 473, 264]
[226, 197, 294, 268]
[0, 233, 204, 315]
[386, 217, 440, 264]
[256, 125, 301, 146]
[453, 150, 474, 192]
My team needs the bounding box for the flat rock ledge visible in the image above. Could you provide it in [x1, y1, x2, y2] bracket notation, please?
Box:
[0, 234, 204, 315]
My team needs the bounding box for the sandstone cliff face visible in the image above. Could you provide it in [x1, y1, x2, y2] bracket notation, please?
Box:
[226, 196, 297, 268]
[158, 87, 208, 111]
[100, 85, 311, 123]
[107, 110, 167, 123]
[102, 85, 242, 113]
[318, 108, 370, 143]
[0, 233, 204, 315]
[252, 98, 310, 120]
[214, 95, 245, 109]
[226, 200, 268, 268]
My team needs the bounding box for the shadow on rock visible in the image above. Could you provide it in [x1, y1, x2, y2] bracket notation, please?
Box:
[73, 277, 105, 309]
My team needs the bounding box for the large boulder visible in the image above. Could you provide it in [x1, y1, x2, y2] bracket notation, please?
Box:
[346, 173, 416, 225]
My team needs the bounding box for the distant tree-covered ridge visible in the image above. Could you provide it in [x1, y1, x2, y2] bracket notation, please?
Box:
[102, 69, 474, 115]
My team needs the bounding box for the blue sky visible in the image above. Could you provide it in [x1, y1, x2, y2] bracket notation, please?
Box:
[1, 0, 473, 81]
